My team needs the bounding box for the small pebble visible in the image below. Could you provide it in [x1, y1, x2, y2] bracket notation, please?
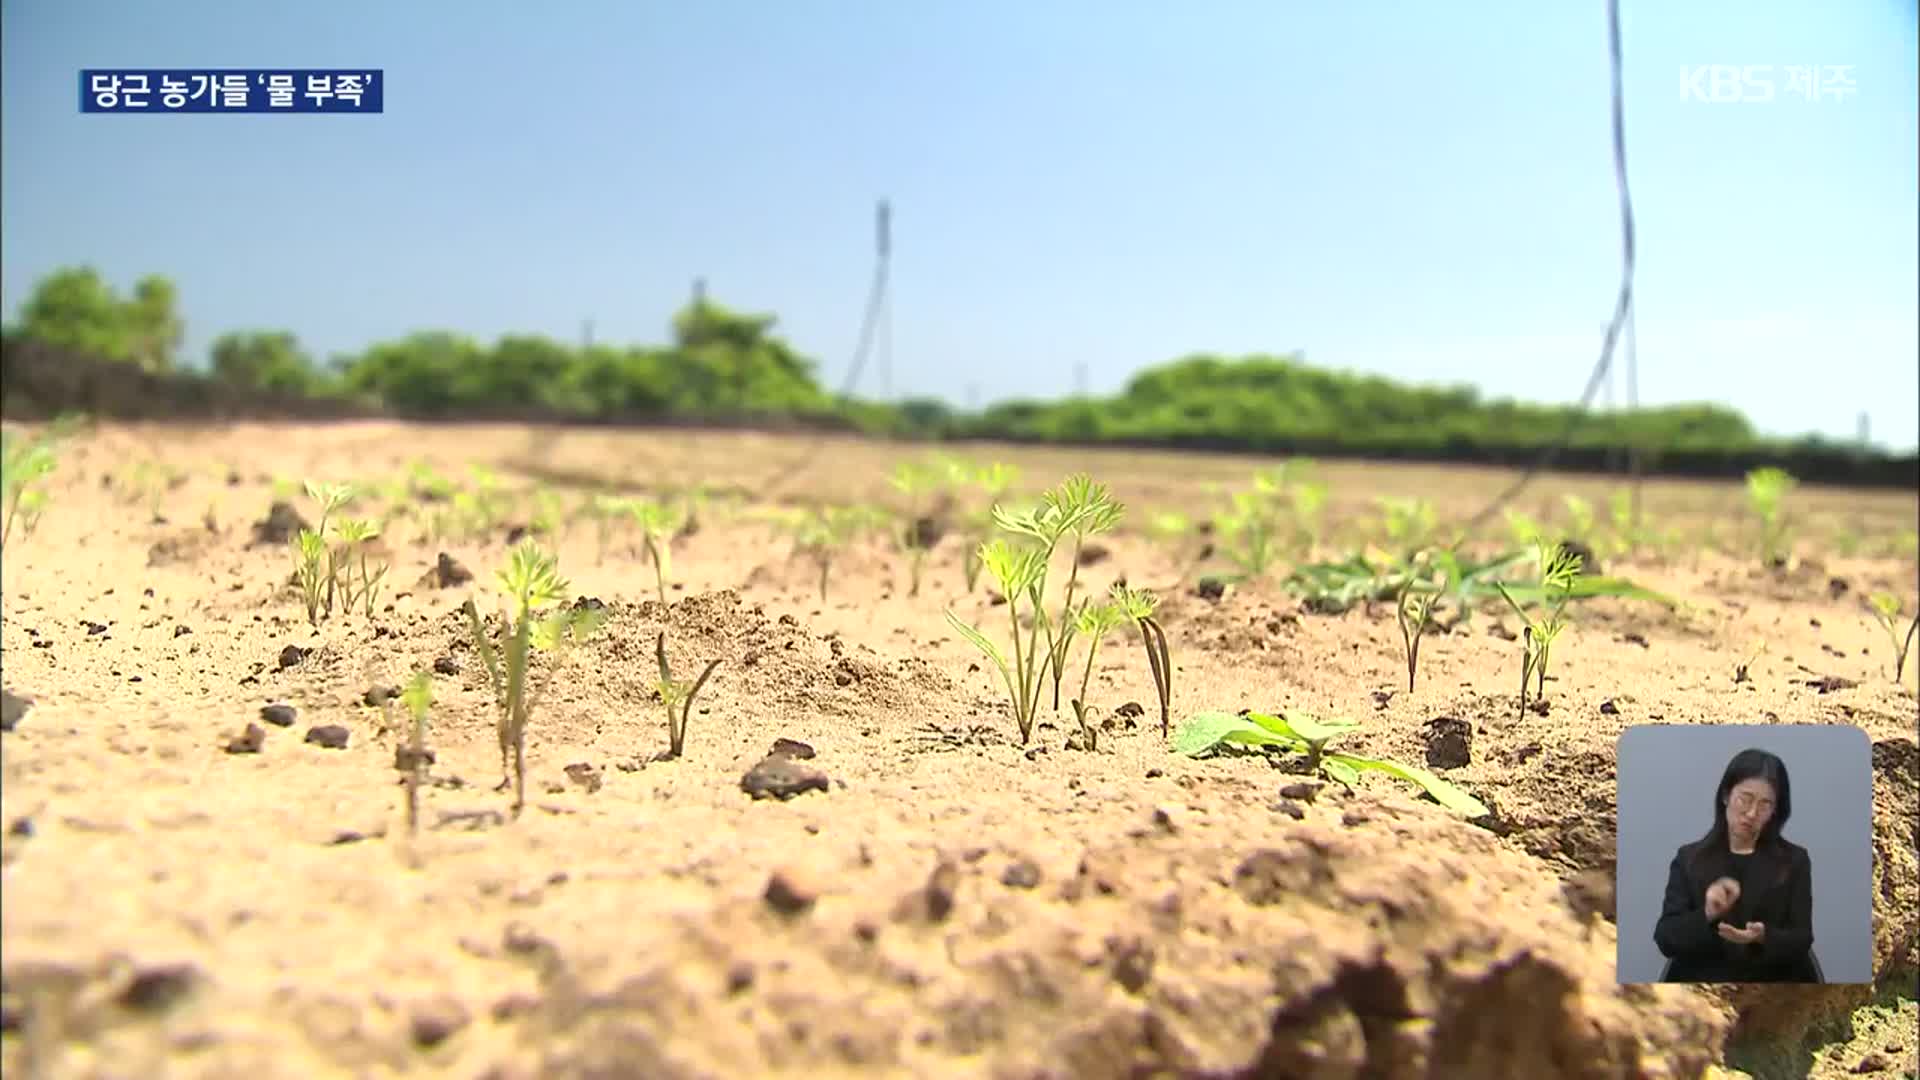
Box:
[305, 725, 350, 750]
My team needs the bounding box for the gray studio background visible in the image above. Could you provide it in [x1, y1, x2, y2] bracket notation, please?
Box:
[1615, 724, 1873, 984]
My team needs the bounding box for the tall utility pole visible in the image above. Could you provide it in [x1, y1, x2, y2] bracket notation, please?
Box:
[581, 318, 594, 350]
[876, 199, 893, 402]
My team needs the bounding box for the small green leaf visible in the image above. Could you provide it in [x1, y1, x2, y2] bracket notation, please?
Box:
[1323, 759, 1362, 786]
[945, 609, 1016, 695]
[1170, 711, 1298, 756]
[1244, 711, 1297, 738]
[1278, 711, 1357, 744]
[401, 671, 433, 718]
[1332, 753, 1489, 817]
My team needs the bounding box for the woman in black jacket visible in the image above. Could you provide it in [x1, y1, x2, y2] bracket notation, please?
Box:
[1653, 747, 1821, 983]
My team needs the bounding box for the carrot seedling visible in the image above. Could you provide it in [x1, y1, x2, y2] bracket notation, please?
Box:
[463, 542, 607, 816]
[1493, 541, 1582, 715]
[397, 671, 434, 834]
[291, 481, 355, 622]
[792, 505, 869, 603]
[1289, 478, 1328, 557]
[526, 488, 568, 541]
[1065, 594, 1129, 750]
[1213, 484, 1282, 582]
[1606, 489, 1642, 556]
[945, 538, 1051, 743]
[960, 462, 1020, 591]
[1562, 495, 1596, 550]
[1504, 509, 1547, 549]
[654, 631, 720, 760]
[890, 460, 943, 597]
[1867, 593, 1919, 683]
[628, 499, 683, 606]
[1376, 496, 1437, 556]
[1171, 708, 1487, 817]
[996, 475, 1124, 711]
[585, 493, 629, 564]
[1395, 565, 1438, 692]
[1, 429, 59, 551]
[1745, 467, 1797, 567]
[1110, 584, 1173, 737]
[332, 518, 389, 619]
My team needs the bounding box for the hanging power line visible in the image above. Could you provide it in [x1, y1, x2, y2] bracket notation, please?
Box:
[760, 198, 894, 495]
[1458, 0, 1638, 535]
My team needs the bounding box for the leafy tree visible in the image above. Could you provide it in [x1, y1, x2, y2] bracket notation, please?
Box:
[211, 330, 323, 394]
[126, 275, 184, 371]
[9, 267, 184, 373]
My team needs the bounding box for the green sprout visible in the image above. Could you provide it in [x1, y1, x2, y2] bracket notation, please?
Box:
[1494, 541, 1583, 715]
[293, 530, 329, 626]
[890, 459, 944, 598]
[1171, 709, 1487, 817]
[945, 538, 1052, 744]
[1290, 477, 1328, 556]
[1734, 639, 1768, 685]
[528, 488, 568, 540]
[654, 631, 721, 760]
[1095, 584, 1173, 741]
[290, 481, 353, 626]
[1213, 488, 1280, 581]
[1745, 467, 1797, 567]
[1606, 489, 1640, 556]
[1, 429, 59, 550]
[1122, 588, 1174, 739]
[1867, 593, 1919, 683]
[13, 490, 50, 539]
[793, 505, 870, 604]
[1395, 561, 1439, 692]
[1376, 496, 1437, 555]
[997, 475, 1124, 712]
[945, 474, 1145, 745]
[462, 541, 608, 816]
[332, 518, 389, 619]
[448, 465, 511, 541]
[408, 460, 456, 502]
[1504, 509, 1546, 549]
[125, 460, 182, 522]
[397, 672, 434, 835]
[1065, 592, 1130, 751]
[960, 462, 1020, 591]
[628, 499, 683, 607]
[1561, 495, 1596, 548]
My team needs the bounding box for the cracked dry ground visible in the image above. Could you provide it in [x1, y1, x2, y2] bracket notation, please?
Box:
[1, 422, 1916, 1079]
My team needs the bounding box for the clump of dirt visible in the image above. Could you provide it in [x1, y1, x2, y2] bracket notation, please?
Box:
[248, 501, 310, 547]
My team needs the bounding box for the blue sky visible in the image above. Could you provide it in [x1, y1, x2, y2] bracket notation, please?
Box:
[4, 1, 1915, 449]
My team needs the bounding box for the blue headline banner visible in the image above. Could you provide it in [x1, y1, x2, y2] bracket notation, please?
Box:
[80, 70, 384, 113]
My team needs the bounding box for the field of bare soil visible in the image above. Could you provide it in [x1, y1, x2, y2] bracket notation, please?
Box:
[1, 420, 1915, 1080]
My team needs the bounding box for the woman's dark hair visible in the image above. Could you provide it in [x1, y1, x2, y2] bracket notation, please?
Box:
[1687, 747, 1793, 875]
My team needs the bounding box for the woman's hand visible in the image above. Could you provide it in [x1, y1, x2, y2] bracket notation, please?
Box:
[1704, 877, 1741, 920]
[1717, 921, 1766, 945]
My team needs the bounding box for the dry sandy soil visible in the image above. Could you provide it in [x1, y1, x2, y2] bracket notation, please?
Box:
[1, 420, 1915, 1080]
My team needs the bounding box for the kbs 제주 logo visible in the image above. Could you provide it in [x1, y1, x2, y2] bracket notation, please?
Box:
[80, 69, 385, 113]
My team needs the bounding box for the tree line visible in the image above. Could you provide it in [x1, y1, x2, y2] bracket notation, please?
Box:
[3, 266, 1908, 483]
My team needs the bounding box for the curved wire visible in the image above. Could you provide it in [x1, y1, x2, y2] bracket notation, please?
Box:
[1458, 0, 1637, 535]
[759, 200, 892, 497]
